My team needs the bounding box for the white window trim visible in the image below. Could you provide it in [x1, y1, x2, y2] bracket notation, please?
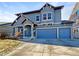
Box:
[42, 12, 52, 21]
[48, 13, 52, 19]
[42, 13, 47, 20]
[35, 15, 40, 22]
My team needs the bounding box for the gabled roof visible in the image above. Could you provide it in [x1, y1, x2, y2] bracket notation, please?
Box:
[16, 3, 64, 16]
[11, 14, 34, 26]
[11, 15, 21, 26]
[21, 14, 34, 24]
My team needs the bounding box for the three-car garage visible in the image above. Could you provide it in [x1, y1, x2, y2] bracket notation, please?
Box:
[36, 27, 71, 39]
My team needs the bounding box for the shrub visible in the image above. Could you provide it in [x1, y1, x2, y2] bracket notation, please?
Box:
[6, 37, 18, 40]
[15, 32, 21, 37]
[0, 32, 8, 39]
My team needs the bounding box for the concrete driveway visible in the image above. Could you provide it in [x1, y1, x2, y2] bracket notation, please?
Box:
[7, 42, 79, 56]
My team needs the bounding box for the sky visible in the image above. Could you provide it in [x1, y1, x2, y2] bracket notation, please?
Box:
[0, 2, 76, 22]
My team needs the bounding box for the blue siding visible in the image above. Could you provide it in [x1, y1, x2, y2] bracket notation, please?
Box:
[59, 28, 71, 39]
[54, 9, 61, 22]
[24, 13, 41, 23]
[40, 6, 54, 22]
[36, 28, 57, 39]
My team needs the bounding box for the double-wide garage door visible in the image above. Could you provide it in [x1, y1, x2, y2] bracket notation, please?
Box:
[36, 28, 57, 39]
[36, 28, 71, 39]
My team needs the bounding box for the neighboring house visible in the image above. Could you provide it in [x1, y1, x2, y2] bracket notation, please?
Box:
[0, 23, 13, 36]
[69, 2, 79, 38]
[11, 3, 74, 41]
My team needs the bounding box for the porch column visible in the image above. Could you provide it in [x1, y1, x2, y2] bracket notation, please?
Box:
[31, 24, 34, 39]
[23, 26, 25, 39]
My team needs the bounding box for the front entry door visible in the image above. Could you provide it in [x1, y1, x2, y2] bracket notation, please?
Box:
[24, 25, 31, 37]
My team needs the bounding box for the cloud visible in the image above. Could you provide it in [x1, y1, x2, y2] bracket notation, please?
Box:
[62, 2, 76, 20]
[0, 2, 30, 22]
[0, 12, 17, 22]
[0, 2, 76, 22]
[0, 2, 45, 22]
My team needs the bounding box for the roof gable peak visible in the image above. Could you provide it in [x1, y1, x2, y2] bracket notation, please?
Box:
[16, 3, 64, 16]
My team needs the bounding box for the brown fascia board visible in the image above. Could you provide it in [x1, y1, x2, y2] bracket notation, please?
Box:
[15, 10, 41, 16]
[15, 4, 64, 16]
[54, 5, 64, 10]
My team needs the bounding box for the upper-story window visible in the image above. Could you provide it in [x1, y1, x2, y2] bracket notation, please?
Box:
[48, 13, 52, 19]
[36, 16, 40, 21]
[43, 14, 47, 20]
[42, 13, 52, 20]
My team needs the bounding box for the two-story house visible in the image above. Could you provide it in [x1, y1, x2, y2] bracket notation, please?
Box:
[11, 3, 73, 41]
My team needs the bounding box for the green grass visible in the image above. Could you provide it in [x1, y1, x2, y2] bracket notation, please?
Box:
[0, 39, 23, 56]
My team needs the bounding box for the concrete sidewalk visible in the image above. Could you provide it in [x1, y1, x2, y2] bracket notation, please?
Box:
[7, 42, 79, 56]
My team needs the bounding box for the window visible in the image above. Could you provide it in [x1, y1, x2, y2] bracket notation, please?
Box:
[43, 14, 47, 20]
[42, 13, 52, 20]
[36, 16, 40, 21]
[48, 13, 51, 19]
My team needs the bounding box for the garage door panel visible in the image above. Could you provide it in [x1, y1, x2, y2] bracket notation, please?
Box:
[36, 28, 57, 39]
[59, 28, 71, 39]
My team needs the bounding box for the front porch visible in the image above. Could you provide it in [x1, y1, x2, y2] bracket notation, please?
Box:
[20, 24, 35, 40]
[13, 24, 36, 40]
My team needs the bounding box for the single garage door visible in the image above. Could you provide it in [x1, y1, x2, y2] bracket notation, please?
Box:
[59, 28, 71, 39]
[36, 28, 57, 39]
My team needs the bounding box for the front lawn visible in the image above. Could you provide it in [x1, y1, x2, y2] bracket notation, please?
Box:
[0, 39, 23, 56]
